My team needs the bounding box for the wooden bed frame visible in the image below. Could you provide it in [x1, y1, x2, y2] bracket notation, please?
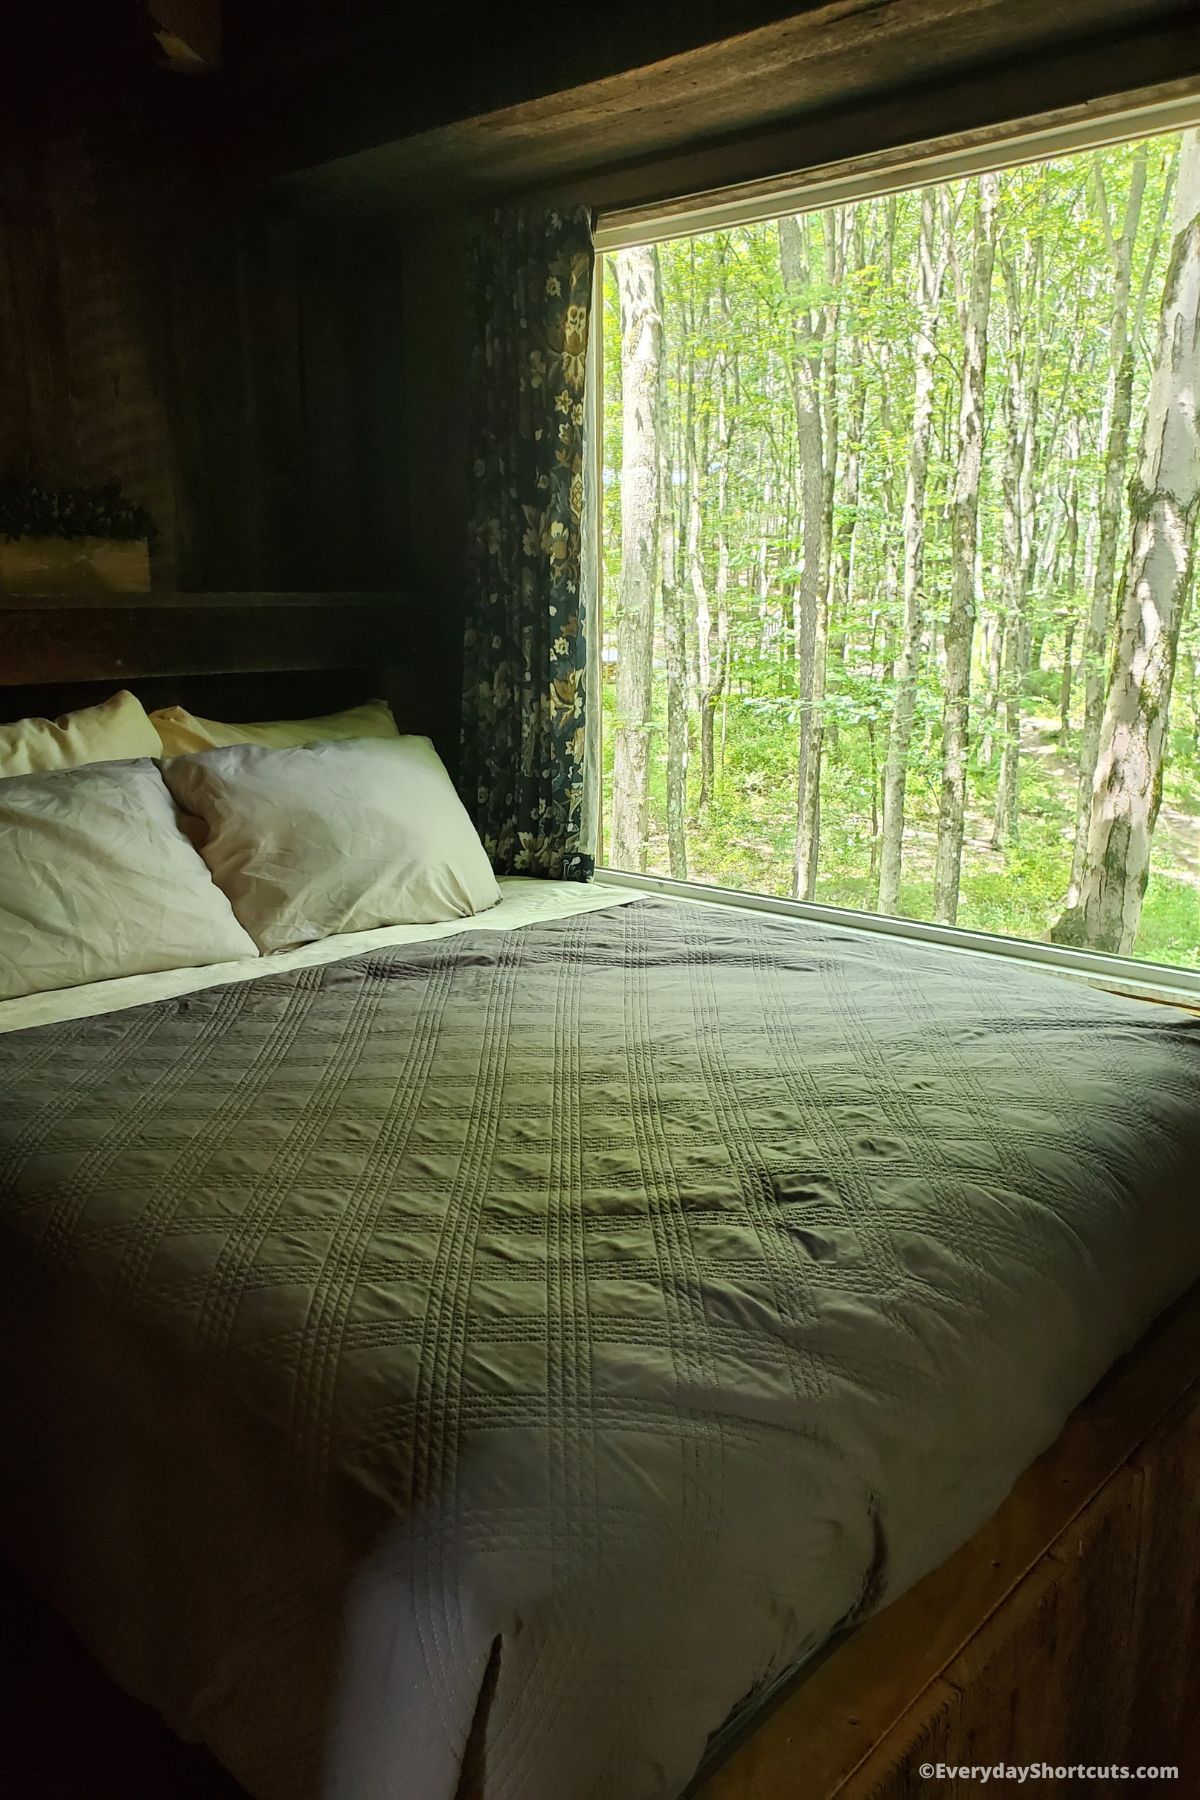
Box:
[0, 590, 459, 761]
[2, 592, 1198, 1799]
[695, 1280, 1200, 1797]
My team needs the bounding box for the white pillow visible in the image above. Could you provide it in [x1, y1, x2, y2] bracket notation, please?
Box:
[0, 759, 259, 1000]
[149, 697, 400, 756]
[0, 689, 161, 780]
[161, 736, 501, 953]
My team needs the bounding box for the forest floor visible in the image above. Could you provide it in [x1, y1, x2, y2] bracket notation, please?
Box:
[608, 691, 1200, 972]
[1024, 721, 1200, 886]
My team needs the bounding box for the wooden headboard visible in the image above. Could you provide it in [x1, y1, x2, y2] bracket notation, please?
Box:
[0, 592, 460, 764]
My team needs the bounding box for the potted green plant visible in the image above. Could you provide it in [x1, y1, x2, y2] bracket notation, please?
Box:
[0, 471, 156, 596]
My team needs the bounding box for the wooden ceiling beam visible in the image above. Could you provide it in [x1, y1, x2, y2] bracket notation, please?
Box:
[263, 0, 1196, 219]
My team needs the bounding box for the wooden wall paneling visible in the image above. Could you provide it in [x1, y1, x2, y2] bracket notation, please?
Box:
[44, 133, 179, 593]
[0, 596, 413, 685]
[152, 182, 323, 594]
[151, 193, 208, 590]
[180, 203, 270, 590]
[0, 149, 75, 480]
[294, 243, 364, 589]
[397, 219, 471, 587]
[1040, 1473, 1144, 1760]
[697, 1287, 1200, 1798]
[394, 215, 470, 759]
[837, 1683, 962, 1800]
[346, 247, 410, 591]
[0, 590, 461, 755]
[244, 208, 310, 593]
[707, 1675, 964, 1800]
[0, 120, 461, 743]
[1124, 1388, 1200, 1782]
[215, 206, 272, 591]
[0, 123, 199, 593]
[942, 1472, 1143, 1774]
[53, 142, 419, 598]
[166, 192, 274, 589]
[831, 1431, 1184, 1799]
[937, 1564, 1067, 1773]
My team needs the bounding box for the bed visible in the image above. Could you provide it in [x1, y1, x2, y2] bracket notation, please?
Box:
[2, 597, 1199, 1800]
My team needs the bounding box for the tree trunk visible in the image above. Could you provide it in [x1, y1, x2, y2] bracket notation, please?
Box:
[778, 212, 827, 901]
[1052, 129, 1200, 954]
[610, 245, 662, 872]
[1059, 427, 1081, 743]
[1063, 148, 1148, 905]
[933, 171, 999, 926]
[991, 273, 1025, 843]
[685, 359, 714, 804]
[978, 616, 1003, 768]
[879, 188, 947, 916]
[659, 333, 687, 881]
[993, 242, 1044, 849]
[1059, 620, 1076, 738]
[828, 211, 864, 704]
[663, 572, 689, 878]
[697, 261, 732, 813]
[874, 193, 903, 750]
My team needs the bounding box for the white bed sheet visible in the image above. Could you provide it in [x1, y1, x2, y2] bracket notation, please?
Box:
[0, 877, 635, 1036]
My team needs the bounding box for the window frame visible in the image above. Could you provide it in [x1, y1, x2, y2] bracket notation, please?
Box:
[587, 83, 1200, 1002]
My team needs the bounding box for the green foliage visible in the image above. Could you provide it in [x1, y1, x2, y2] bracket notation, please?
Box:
[602, 131, 1200, 972]
[0, 470, 156, 543]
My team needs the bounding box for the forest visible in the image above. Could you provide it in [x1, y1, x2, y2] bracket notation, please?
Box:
[600, 127, 1200, 970]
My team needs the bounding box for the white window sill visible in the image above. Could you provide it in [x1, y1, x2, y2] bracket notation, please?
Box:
[593, 868, 1200, 1011]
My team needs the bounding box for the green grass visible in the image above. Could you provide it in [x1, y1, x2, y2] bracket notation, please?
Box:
[601, 682, 1200, 971]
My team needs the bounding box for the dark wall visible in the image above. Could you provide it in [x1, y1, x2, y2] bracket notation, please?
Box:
[154, 189, 409, 593]
[0, 114, 409, 596]
[395, 219, 470, 613]
[0, 128, 180, 585]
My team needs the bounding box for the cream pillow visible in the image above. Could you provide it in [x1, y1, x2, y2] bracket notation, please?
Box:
[150, 697, 399, 756]
[162, 737, 501, 953]
[0, 759, 258, 1000]
[0, 690, 160, 780]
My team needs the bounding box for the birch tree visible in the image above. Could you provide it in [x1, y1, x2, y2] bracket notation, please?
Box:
[1059, 416, 1083, 742]
[695, 245, 732, 814]
[991, 238, 1045, 848]
[878, 187, 947, 914]
[599, 130, 1195, 969]
[828, 211, 867, 675]
[610, 245, 662, 872]
[661, 322, 688, 879]
[1062, 148, 1150, 906]
[1054, 129, 1200, 953]
[933, 171, 1000, 925]
[778, 212, 828, 899]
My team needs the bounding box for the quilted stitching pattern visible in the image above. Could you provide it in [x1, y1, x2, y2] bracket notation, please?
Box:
[1, 898, 1199, 1800]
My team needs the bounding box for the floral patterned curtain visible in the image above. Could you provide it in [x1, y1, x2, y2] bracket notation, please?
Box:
[460, 205, 596, 880]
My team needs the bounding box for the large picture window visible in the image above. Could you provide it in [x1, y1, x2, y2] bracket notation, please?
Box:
[597, 123, 1200, 972]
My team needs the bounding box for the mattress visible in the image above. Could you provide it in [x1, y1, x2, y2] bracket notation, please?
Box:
[0, 890, 1198, 1800]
